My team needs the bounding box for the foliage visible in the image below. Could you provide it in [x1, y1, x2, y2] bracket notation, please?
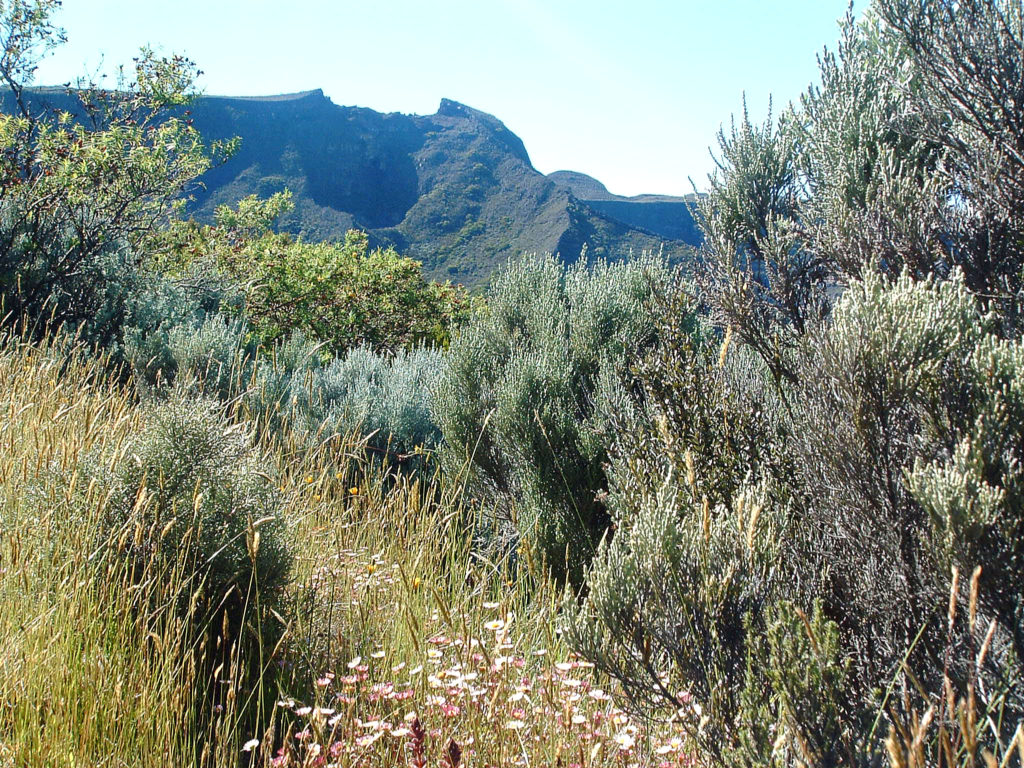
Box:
[157, 193, 476, 354]
[571, 267, 1024, 765]
[0, 8, 231, 338]
[878, 0, 1024, 329]
[88, 394, 292, 632]
[697, 102, 827, 385]
[564, 287, 813, 765]
[0, 334, 707, 767]
[698, 1, 1023, 380]
[433, 253, 673, 583]
[244, 332, 443, 458]
[570, 5, 1024, 761]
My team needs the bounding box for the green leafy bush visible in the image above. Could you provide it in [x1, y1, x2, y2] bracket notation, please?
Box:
[158, 193, 475, 354]
[433, 253, 673, 583]
[0, 19, 229, 339]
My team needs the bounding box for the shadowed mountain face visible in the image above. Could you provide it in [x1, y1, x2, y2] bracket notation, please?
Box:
[4, 88, 701, 287]
[547, 170, 704, 245]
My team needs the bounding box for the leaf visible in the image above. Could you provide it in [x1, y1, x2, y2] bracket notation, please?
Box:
[443, 737, 462, 768]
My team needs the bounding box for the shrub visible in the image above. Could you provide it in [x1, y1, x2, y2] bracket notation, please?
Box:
[158, 194, 475, 355]
[564, 287, 814, 765]
[0, 13, 228, 339]
[90, 395, 292, 633]
[246, 335, 443, 458]
[569, 268, 1024, 766]
[121, 265, 250, 394]
[433, 253, 673, 583]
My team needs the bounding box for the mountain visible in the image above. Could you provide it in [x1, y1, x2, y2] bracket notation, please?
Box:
[5, 88, 702, 287]
[547, 171, 704, 245]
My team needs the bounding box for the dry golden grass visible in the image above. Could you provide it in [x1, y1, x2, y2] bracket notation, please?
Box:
[0, 335, 692, 767]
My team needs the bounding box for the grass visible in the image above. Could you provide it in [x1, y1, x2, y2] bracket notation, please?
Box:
[0, 334, 694, 767]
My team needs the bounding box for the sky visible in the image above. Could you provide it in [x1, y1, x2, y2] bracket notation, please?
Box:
[32, 1, 863, 197]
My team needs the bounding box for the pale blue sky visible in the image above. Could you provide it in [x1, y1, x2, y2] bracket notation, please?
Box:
[33, 1, 862, 196]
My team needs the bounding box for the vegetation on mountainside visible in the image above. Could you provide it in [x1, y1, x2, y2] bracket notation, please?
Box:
[1, 1, 1023, 767]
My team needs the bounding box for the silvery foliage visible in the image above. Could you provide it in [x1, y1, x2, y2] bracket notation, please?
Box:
[570, 268, 1024, 765]
[433, 253, 673, 583]
[246, 333, 443, 456]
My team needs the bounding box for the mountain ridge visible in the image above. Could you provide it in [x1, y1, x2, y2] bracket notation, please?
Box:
[3, 88, 702, 286]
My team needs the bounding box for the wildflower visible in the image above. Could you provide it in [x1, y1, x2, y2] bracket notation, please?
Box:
[354, 729, 382, 749]
[655, 737, 684, 755]
[349, 486, 359, 495]
[614, 732, 636, 751]
[505, 720, 526, 730]
[305, 475, 313, 484]
[412, 576, 422, 589]
[347, 656, 362, 669]
[242, 738, 259, 752]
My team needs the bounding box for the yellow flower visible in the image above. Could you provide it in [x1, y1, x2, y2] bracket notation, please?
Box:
[412, 577, 422, 590]
[349, 486, 359, 496]
[305, 475, 314, 484]
[367, 564, 376, 575]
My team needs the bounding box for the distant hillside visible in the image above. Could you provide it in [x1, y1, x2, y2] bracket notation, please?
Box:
[547, 170, 704, 245]
[4, 88, 701, 287]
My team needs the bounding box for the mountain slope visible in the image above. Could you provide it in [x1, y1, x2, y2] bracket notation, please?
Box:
[547, 170, 704, 245]
[5, 88, 700, 286]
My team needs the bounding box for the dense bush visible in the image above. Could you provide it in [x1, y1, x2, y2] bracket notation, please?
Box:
[89, 395, 292, 633]
[157, 192, 475, 355]
[0, 12, 229, 339]
[244, 332, 443, 458]
[126, 314, 443, 460]
[564, 288, 813, 765]
[569, 3, 1024, 765]
[433, 253, 673, 583]
[568, 268, 1024, 765]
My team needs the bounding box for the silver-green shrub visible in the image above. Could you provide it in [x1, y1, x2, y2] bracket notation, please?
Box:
[246, 334, 442, 458]
[433, 253, 673, 583]
[91, 395, 292, 631]
[570, 268, 1024, 765]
